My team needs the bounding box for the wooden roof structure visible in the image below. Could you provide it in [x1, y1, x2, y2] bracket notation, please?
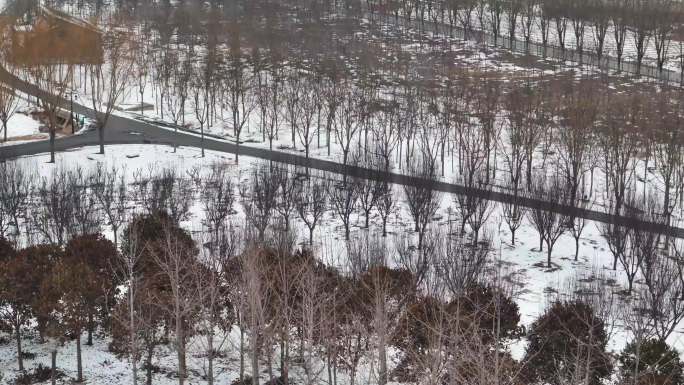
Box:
[7, 3, 103, 66]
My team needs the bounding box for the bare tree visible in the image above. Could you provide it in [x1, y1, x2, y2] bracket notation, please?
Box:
[465, 194, 493, 245]
[527, 175, 568, 268]
[69, 167, 101, 238]
[404, 159, 442, 250]
[133, 166, 193, 223]
[376, 182, 395, 237]
[283, 72, 301, 150]
[264, 60, 283, 151]
[224, 47, 255, 163]
[590, 0, 611, 64]
[150, 226, 199, 385]
[33, 169, 76, 246]
[630, 0, 654, 75]
[537, 0, 553, 53]
[567, 202, 590, 262]
[297, 76, 320, 159]
[568, 0, 588, 62]
[240, 166, 279, 242]
[239, 248, 271, 385]
[192, 65, 211, 158]
[296, 177, 329, 245]
[298, 260, 329, 385]
[334, 85, 362, 165]
[357, 174, 384, 230]
[88, 26, 133, 154]
[621, 292, 656, 385]
[625, 216, 659, 296]
[370, 100, 401, 172]
[502, 84, 531, 196]
[355, 240, 414, 385]
[472, 75, 501, 183]
[322, 68, 344, 157]
[28, 61, 74, 163]
[194, 233, 234, 385]
[552, 270, 618, 385]
[330, 177, 360, 241]
[611, 0, 629, 71]
[275, 166, 300, 232]
[436, 231, 490, 296]
[0, 161, 32, 241]
[642, 248, 684, 342]
[201, 164, 235, 240]
[600, 92, 640, 216]
[505, 0, 522, 48]
[0, 79, 18, 143]
[131, 29, 151, 116]
[502, 177, 526, 246]
[161, 51, 185, 135]
[111, 223, 143, 385]
[557, 79, 597, 206]
[93, 164, 128, 247]
[652, 0, 676, 73]
[654, 94, 684, 221]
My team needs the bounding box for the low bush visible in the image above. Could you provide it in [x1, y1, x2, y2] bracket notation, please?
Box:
[619, 338, 683, 385]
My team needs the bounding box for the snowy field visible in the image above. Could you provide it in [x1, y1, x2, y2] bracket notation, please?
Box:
[1, 144, 682, 385]
[0, 100, 43, 144]
[1, 1, 684, 383]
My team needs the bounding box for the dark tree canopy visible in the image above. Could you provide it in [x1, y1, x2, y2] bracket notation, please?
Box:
[524, 300, 612, 385]
[619, 338, 684, 385]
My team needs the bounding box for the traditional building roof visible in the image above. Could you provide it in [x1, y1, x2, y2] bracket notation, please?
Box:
[8, 3, 103, 65]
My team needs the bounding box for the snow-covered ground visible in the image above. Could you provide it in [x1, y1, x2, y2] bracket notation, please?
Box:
[1, 2, 683, 382]
[1, 144, 682, 385]
[0, 101, 43, 144]
[378, 3, 684, 74]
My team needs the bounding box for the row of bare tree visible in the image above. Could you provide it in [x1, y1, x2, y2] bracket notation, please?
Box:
[2, 162, 684, 385]
[372, 0, 683, 75]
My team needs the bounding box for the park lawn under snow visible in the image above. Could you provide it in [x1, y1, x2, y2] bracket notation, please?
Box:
[1, 144, 683, 385]
[0, 101, 44, 144]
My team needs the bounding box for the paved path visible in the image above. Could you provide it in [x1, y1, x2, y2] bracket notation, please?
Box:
[1, 63, 684, 238]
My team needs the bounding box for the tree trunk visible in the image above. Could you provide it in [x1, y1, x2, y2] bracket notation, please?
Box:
[327, 355, 332, 385]
[177, 334, 186, 385]
[251, 330, 259, 385]
[49, 128, 56, 163]
[87, 313, 94, 346]
[378, 332, 387, 385]
[99, 125, 105, 154]
[146, 347, 154, 385]
[51, 350, 57, 385]
[15, 319, 23, 371]
[76, 332, 83, 382]
[208, 333, 214, 385]
[538, 234, 543, 252]
[240, 324, 245, 382]
[201, 124, 205, 158]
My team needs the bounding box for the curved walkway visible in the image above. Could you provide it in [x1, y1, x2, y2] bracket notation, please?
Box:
[1, 66, 683, 238]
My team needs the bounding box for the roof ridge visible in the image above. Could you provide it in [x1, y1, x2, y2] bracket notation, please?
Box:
[38, 4, 100, 32]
